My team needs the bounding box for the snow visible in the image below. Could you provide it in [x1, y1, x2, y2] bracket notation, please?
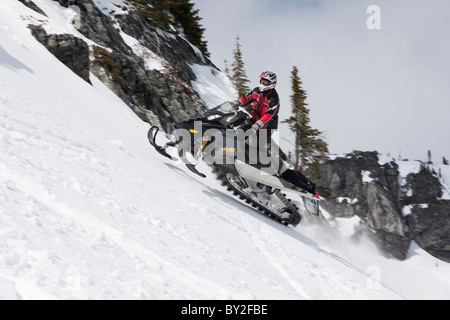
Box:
[402, 205, 413, 217]
[334, 216, 361, 238]
[336, 197, 358, 205]
[118, 28, 168, 72]
[93, 0, 130, 16]
[25, 0, 102, 49]
[361, 170, 374, 183]
[190, 63, 237, 108]
[1, 0, 450, 300]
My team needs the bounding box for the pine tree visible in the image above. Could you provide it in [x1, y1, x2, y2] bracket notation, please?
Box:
[427, 150, 433, 164]
[130, 0, 209, 58]
[167, 0, 210, 58]
[282, 66, 328, 172]
[231, 36, 251, 109]
[443, 156, 449, 165]
[224, 59, 231, 79]
[131, 0, 172, 30]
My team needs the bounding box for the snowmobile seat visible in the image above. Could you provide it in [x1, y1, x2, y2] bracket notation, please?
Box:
[281, 169, 316, 194]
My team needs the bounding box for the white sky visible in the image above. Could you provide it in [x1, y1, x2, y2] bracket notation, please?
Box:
[192, 0, 450, 162]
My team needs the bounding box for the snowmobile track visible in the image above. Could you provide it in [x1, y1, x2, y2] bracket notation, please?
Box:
[213, 168, 302, 226]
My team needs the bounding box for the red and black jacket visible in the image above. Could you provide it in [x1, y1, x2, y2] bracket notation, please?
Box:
[238, 87, 280, 130]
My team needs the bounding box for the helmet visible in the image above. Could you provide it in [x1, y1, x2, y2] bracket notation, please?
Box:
[259, 71, 277, 92]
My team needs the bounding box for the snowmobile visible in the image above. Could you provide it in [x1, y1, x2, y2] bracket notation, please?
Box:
[147, 101, 323, 226]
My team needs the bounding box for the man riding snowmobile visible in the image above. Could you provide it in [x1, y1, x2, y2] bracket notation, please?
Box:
[231, 71, 317, 195]
[147, 72, 322, 225]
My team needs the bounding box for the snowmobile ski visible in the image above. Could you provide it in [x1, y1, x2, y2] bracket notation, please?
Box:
[147, 126, 177, 161]
[148, 126, 208, 177]
[186, 164, 206, 178]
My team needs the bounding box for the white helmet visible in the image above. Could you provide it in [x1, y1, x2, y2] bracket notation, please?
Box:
[259, 71, 277, 92]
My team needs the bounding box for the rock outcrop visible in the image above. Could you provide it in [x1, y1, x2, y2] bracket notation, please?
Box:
[29, 25, 91, 84]
[409, 201, 450, 263]
[27, 0, 211, 130]
[316, 151, 409, 259]
[316, 151, 449, 262]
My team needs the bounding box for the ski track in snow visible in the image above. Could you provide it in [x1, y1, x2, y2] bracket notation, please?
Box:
[243, 220, 311, 299]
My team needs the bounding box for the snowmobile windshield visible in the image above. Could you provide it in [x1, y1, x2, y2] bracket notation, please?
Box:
[202, 101, 235, 119]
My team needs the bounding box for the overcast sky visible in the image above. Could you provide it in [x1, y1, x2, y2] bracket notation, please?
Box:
[192, 0, 450, 162]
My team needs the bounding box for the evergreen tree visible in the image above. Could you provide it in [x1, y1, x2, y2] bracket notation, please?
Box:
[231, 36, 251, 110]
[443, 156, 449, 165]
[131, 0, 172, 30]
[427, 150, 433, 164]
[167, 0, 210, 58]
[224, 59, 231, 79]
[282, 66, 328, 172]
[130, 0, 209, 57]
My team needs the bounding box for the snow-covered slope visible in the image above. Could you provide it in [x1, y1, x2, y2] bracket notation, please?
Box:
[1, 0, 450, 300]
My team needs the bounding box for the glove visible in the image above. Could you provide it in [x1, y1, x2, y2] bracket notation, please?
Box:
[251, 120, 265, 132]
[230, 100, 242, 110]
[251, 123, 260, 132]
[247, 122, 261, 144]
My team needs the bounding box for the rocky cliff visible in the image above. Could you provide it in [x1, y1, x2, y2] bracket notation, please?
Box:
[24, 0, 211, 131]
[316, 151, 450, 262]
